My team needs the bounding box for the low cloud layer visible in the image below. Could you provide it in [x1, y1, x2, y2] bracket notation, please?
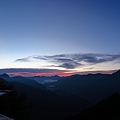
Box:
[15, 53, 120, 69]
[0, 68, 117, 77]
[0, 68, 69, 77]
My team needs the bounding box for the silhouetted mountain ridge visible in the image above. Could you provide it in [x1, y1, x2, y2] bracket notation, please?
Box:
[0, 77, 12, 90]
[0, 73, 10, 78]
[0, 74, 46, 90]
[52, 70, 120, 103]
[1, 70, 120, 103]
[11, 82, 91, 120]
[0, 70, 120, 120]
[112, 69, 120, 76]
[65, 92, 120, 120]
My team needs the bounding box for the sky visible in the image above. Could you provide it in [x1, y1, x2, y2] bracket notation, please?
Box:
[0, 0, 120, 76]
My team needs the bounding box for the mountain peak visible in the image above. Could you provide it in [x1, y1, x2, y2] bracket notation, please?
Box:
[112, 69, 120, 76]
[1, 73, 10, 78]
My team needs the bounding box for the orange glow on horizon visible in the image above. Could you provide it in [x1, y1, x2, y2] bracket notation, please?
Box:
[7, 72, 73, 77]
[6, 70, 116, 77]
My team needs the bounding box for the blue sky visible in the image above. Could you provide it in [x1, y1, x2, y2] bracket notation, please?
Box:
[0, 0, 120, 76]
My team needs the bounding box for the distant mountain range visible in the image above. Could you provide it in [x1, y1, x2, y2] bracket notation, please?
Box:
[1, 70, 120, 103]
[0, 70, 120, 120]
[28, 75, 60, 83]
[0, 73, 90, 120]
[11, 82, 90, 120]
[49, 70, 120, 103]
[0, 74, 46, 90]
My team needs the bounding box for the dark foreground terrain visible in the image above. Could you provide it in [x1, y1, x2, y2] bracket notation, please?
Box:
[0, 70, 120, 120]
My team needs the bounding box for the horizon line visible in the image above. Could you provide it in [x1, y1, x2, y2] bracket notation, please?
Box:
[0, 68, 119, 77]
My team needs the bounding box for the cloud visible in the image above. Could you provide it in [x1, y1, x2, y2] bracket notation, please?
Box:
[71, 53, 120, 64]
[58, 62, 81, 69]
[0, 68, 66, 73]
[32, 56, 48, 60]
[50, 57, 82, 69]
[15, 53, 120, 69]
[0, 68, 118, 77]
[55, 58, 73, 63]
[0, 68, 69, 77]
[15, 57, 30, 62]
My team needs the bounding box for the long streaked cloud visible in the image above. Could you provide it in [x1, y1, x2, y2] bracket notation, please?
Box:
[15, 56, 31, 62]
[0, 68, 68, 73]
[0, 68, 70, 77]
[15, 53, 120, 69]
[0, 68, 117, 77]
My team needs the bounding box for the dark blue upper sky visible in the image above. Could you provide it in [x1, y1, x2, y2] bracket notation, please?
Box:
[0, 0, 120, 73]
